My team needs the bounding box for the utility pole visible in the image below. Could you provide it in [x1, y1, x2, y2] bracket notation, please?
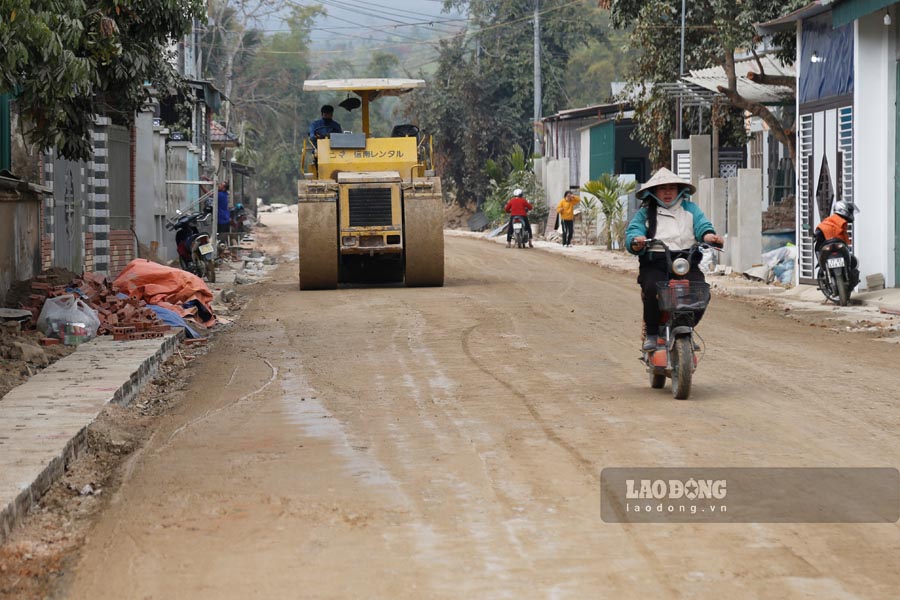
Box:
[533, 0, 542, 156]
[677, 0, 686, 140]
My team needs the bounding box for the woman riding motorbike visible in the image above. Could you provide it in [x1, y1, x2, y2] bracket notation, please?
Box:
[625, 168, 724, 351]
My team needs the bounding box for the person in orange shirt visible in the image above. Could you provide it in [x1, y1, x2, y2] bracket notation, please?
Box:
[556, 190, 579, 246]
[814, 200, 859, 284]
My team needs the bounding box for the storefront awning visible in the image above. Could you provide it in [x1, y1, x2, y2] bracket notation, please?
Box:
[756, 1, 835, 34]
[832, 0, 897, 28]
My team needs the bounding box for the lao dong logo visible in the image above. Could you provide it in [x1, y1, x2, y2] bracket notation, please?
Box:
[625, 478, 727, 500]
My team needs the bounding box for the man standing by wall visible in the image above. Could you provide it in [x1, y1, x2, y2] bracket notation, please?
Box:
[218, 181, 230, 238]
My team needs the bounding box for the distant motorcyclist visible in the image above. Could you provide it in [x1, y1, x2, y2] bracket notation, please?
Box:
[814, 200, 860, 285]
[505, 188, 533, 248]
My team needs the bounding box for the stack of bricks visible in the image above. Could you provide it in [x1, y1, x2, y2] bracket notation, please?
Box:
[110, 324, 172, 341]
[20, 277, 70, 323]
[20, 271, 173, 340]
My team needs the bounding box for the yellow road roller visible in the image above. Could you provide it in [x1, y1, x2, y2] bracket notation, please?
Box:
[297, 78, 444, 289]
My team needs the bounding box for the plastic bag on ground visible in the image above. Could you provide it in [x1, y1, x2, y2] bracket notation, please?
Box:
[37, 294, 101, 345]
[762, 244, 798, 268]
[773, 260, 795, 285]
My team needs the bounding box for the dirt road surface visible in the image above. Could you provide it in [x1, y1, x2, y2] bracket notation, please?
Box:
[65, 213, 900, 599]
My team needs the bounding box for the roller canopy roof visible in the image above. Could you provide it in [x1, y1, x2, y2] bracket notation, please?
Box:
[303, 78, 426, 99]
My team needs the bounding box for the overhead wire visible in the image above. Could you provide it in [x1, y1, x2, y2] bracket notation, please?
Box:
[249, 0, 584, 58]
[313, 0, 468, 26]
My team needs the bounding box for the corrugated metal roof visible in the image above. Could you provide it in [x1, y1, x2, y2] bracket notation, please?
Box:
[684, 54, 795, 104]
[542, 102, 628, 123]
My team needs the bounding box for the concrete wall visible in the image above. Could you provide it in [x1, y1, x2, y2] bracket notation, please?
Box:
[154, 126, 171, 261]
[696, 178, 727, 237]
[186, 146, 200, 206]
[580, 128, 591, 188]
[854, 12, 896, 287]
[136, 118, 201, 264]
[672, 139, 691, 179]
[134, 112, 158, 261]
[689, 135, 712, 190]
[726, 169, 763, 273]
[541, 157, 570, 234]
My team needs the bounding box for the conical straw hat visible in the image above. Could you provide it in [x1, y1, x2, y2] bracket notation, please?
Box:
[636, 167, 696, 199]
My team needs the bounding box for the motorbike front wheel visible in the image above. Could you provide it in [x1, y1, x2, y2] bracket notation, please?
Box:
[671, 337, 693, 400]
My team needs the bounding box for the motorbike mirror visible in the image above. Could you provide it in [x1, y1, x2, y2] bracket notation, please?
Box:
[176, 209, 183, 215]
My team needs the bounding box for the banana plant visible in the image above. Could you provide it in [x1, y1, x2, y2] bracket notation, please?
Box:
[581, 174, 637, 249]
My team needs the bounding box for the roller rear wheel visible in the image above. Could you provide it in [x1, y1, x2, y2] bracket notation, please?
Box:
[403, 185, 444, 287]
[297, 198, 338, 290]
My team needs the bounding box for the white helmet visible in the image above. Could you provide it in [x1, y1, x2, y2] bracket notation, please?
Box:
[833, 201, 858, 223]
[513, 188, 523, 197]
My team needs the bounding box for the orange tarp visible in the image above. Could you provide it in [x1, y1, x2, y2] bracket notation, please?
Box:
[113, 260, 216, 327]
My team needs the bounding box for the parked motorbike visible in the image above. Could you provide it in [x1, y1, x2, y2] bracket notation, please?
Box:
[511, 215, 528, 249]
[816, 238, 857, 306]
[230, 203, 251, 234]
[166, 210, 216, 283]
[641, 239, 721, 400]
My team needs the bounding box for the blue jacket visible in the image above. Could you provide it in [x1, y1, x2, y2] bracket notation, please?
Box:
[309, 117, 342, 140]
[625, 199, 715, 255]
[218, 190, 230, 225]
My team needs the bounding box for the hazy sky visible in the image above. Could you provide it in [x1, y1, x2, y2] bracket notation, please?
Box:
[304, 0, 467, 46]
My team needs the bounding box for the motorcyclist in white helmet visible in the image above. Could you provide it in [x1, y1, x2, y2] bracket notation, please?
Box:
[504, 188, 534, 248]
[814, 200, 860, 288]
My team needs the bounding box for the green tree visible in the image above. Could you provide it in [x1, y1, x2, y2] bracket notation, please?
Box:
[600, 0, 804, 166]
[564, 12, 637, 107]
[409, 0, 601, 206]
[581, 174, 636, 249]
[366, 51, 403, 137]
[483, 144, 546, 226]
[0, 0, 204, 160]
[207, 5, 322, 203]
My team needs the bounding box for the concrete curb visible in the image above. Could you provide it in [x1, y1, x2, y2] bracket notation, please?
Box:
[0, 332, 182, 544]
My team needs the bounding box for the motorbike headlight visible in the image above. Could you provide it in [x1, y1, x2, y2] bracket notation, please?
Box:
[672, 257, 690, 276]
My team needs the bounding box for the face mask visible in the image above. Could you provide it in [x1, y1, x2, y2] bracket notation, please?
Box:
[653, 188, 688, 209]
[656, 197, 678, 209]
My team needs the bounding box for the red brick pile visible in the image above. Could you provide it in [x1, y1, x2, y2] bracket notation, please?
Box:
[20, 272, 173, 340]
[762, 195, 796, 231]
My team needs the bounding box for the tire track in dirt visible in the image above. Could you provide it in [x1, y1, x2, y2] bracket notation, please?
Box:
[459, 323, 679, 596]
